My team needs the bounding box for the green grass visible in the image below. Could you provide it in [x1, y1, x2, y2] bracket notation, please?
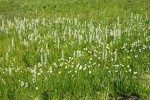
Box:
[0, 0, 150, 100]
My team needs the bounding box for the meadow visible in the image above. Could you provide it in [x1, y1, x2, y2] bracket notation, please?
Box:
[0, 0, 150, 100]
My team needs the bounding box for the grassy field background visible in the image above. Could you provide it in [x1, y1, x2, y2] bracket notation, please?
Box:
[0, 0, 150, 100]
[0, 0, 150, 19]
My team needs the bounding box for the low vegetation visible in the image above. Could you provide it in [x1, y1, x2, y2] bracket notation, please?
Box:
[0, 0, 150, 99]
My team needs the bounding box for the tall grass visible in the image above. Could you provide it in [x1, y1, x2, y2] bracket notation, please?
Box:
[0, 13, 149, 99]
[0, 0, 150, 99]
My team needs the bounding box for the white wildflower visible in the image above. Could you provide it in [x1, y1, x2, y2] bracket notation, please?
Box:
[89, 71, 91, 74]
[134, 72, 138, 75]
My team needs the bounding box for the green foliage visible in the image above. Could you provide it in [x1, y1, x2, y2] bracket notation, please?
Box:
[0, 0, 150, 99]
